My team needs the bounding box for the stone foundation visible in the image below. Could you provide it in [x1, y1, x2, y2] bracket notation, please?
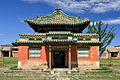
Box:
[78, 61, 99, 69]
[18, 60, 48, 70]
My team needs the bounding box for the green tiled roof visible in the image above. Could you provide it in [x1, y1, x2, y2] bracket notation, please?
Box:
[15, 41, 43, 43]
[12, 41, 43, 46]
[43, 40, 77, 43]
[76, 42, 102, 44]
[20, 33, 46, 38]
[19, 32, 99, 38]
[48, 31, 71, 34]
[25, 18, 90, 25]
[25, 9, 90, 25]
[24, 9, 90, 33]
[20, 33, 46, 36]
[74, 33, 99, 38]
[15, 40, 101, 44]
[13, 31, 101, 46]
[47, 31, 72, 36]
[76, 42, 102, 46]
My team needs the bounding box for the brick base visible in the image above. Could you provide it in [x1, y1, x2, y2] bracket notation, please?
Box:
[18, 59, 48, 70]
[78, 61, 99, 69]
[71, 61, 99, 69]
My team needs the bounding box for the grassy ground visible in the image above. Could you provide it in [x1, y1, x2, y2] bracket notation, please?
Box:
[81, 58, 120, 80]
[80, 77, 120, 80]
[0, 76, 45, 80]
[100, 58, 120, 64]
[0, 58, 120, 80]
[0, 57, 18, 67]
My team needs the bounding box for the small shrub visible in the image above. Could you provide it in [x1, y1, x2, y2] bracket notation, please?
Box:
[92, 67, 111, 70]
[10, 66, 21, 70]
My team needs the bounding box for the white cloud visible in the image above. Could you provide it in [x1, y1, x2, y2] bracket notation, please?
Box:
[91, 0, 120, 13]
[21, 0, 120, 13]
[102, 18, 120, 24]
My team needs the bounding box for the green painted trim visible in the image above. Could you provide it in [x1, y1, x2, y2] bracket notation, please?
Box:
[16, 41, 43, 43]
[26, 20, 90, 25]
[43, 40, 77, 43]
[20, 36, 46, 38]
[19, 33, 98, 38]
[20, 33, 46, 36]
[13, 43, 44, 46]
[75, 42, 102, 46]
[76, 41, 102, 44]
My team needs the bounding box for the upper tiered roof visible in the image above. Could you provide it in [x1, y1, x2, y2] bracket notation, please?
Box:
[13, 31, 101, 46]
[25, 8, 90, 33]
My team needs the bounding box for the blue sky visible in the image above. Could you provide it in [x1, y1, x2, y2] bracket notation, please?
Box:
[0, 0, 120, 47]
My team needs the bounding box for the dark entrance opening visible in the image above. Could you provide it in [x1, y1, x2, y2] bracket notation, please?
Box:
[111, 52, 118, 57]
[53, 51, 65, 68]
[2, 51, 9, 57]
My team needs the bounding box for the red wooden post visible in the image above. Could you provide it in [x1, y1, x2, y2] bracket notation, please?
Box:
[69, 45, 71, 69]
[49, 45, 52, 69]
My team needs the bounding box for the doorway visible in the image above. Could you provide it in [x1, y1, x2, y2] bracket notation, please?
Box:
[111, 52, 118, 57]
[53, 51, 65, 68]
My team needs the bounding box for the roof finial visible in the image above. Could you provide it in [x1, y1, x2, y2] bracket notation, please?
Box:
[56, 0, 61, 10]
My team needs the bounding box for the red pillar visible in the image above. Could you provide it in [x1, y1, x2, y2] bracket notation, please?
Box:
[49, 46, 52, 69]
[69, 45, 72, 69]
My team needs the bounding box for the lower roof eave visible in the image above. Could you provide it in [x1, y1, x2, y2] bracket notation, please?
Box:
[12, 43, 44, 46]
[75, 43, 101, 46]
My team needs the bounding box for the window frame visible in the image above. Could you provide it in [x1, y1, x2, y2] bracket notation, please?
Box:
[77, 47, 89, 58]
[29, 47, 41, 58]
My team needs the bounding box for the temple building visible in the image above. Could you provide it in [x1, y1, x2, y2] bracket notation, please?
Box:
[13, 9, 101, 70]
[0, 45, 18, 57]
[107, 46, 120, 58]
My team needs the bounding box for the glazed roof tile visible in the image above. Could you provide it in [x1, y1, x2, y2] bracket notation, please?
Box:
[25, 9, 90, 25]
[76, 42, 102, 44]
[19, 32, 98, 36]
[16, 41, 43, 43]
[43, 40, 77, 43]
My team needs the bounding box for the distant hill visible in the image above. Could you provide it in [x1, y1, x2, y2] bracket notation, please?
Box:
[114, 45, 120, 47]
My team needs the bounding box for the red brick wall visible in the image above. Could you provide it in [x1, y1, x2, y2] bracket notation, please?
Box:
[41, 46, 49, 64]
[18, 45, 99, 69]
[18, 46, 29, 65]
[71, 46, 99, 68]
[90, 46, 99, 61]
[18, 46, 49, 69]
[71, 46, 99, 61]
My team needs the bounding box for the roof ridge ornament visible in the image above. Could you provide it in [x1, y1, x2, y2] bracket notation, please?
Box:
[55, 8, 62, 11]
[55, 0, 62, 11]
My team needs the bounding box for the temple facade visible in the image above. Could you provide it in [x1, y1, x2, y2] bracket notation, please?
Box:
[13, 9, 101, 70]
[107, 46, 120, 59]
[0, 45, 18, 57]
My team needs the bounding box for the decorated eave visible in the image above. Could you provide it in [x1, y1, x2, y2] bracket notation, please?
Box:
[13, 40, 101, 46]
[25, 8, 90, 33]
[19, 32, 99, 38]
[12, 32, 102, 46]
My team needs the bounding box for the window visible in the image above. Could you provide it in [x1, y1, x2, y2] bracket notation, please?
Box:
[29, 48, 41, 58]
[111, 52, 118, 57]
[78, 48, 89, 58]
